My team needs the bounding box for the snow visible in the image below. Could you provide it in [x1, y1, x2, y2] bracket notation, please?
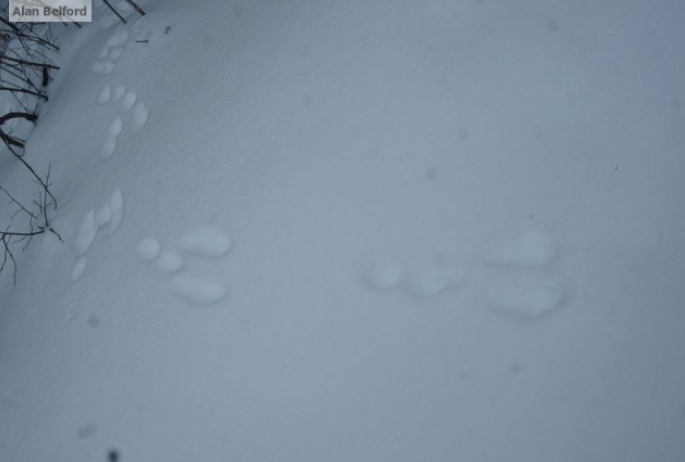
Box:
[177, 224, 232, 258]
[486, 276, 565, 318]
[102, 189, 123, 235]
[135, 237, 161, 262]
[96, 85, 111, 104]
[360, 255, 404, 291]
[405, 262, 463, 299]
[485, 230, 557, 267]
[111, 84, 125, 101]
[121, 90, 136, 111]
[101, 116, 122, 158]
[167, 273, 227, 306]
[128, 101, 148, 133]
[70, 257, 87, 282]
[153, 249, 183, 274]
[74, 210, 98, 256]
[1, 0, 685, 460]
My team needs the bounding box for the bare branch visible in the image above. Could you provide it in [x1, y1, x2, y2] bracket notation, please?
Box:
[124, 0, 146, 17]
[101, 0, 127, 23]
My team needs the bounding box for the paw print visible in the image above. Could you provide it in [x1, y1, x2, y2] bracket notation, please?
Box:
[482, 230, 565, 318]
[136, 224, 232, 306]
[97, 83, 149, 158]
[71, 190, 124, 282]
[360, 254, 464, 299]
[92, 29, 129, 75]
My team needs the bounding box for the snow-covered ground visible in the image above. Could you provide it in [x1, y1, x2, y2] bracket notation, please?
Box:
[1, 0, 684, 460]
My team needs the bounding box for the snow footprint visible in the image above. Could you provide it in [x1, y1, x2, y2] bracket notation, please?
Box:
[92, 29, 129, 75]
[71, 190, 125, 282]
[361, 255, 404, 291]
[98, 84, 149, 158]
[102, 117, 123, 158]
[404, 261, 465, 299]
[359, 254, 463, 299]
[483, 230, 564, 318]
[135, 225, 232, 306]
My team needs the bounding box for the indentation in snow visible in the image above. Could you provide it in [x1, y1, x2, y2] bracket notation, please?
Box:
[106, 30, 129, 48]
[122, 91, 137, 111]
[71, 257, 87, 282]
[361, 256, 403, 291]
[406, 264, 463, 299]
[97, 85, 111, 104]
[487, 278, 564, 318]
[102, 117, 123, 158]
[109, 117, 123, 136]
[102, 137, 116, 158]
[91, 61, 106, 74]
[130, 102, 148, 133]
[112, 84, 126, 101]
[96, 205, 112, 227]
[75, 210, 97, 256]
[105, 190, 124, 235]
[101, 61, 115, 75]
[178, 225, 232, 257]
[155, 249, 184, 274]
[108, 47, 124, 61]
[168, 274, 227, 305]
[136, 237, 161, 262]
[486, 230, 557, 267]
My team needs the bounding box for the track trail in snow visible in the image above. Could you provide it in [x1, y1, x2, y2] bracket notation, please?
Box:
[70, 190, 123, 282]
[136, 225, 232, 305]
[70, 18, 149, 285]
[97, 83, 148, 158]
[69, 15, 235, 307]
[360, 229, 566, 319]
[71, 16, 568, 316]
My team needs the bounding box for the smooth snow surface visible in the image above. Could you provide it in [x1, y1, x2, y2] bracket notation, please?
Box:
[1, 0, 685, 461]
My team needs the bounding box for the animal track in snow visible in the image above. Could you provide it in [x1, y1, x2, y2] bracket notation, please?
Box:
[361, 256, 404, 291]
[135, 225, 232, 305]
[483, 229, 564, 318]
[103, 190, 124, 235]
[112, 84, 126, 101]
[359, 255, 463, 299]
[129, 101, 149, 133]
[155, 249, 184, 274]
[74, 210, 98, 257]
[484, 230, 557, 267]
[71, 257, 87, 282]
[97, 85, 111, 104]
[485, 276, 564, 318]
[122, 91, 137, 110]
[358, 229, 566, 318]
[168, 274, 227, 306]
[177, 224, 232, 257]
[71, 190, 125, 282]
[102, 117, 122, 158]
[92, 29, 128, 75]
[405, 262, 465, 299]
[136, 237, 161, 261]
[97, 83, 149, 158]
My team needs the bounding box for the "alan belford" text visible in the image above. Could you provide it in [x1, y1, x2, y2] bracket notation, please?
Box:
[13, 5, 89, 18]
